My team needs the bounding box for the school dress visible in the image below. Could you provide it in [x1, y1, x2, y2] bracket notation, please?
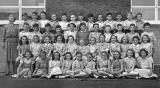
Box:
[72, 60, 85, 74]
[64, 43, 77, 56]
[53, 43, 65, 55]
[109, 43, 121, 55]
[110, 59, 123, 76]
[62, 60, 74, 75]
[77, 45, 90, 57]
[104, 33, 112, 43]
[17, 58, 32, 78]
[89, 32, 101, 43]
[98, 59, 110, 73]
[120, 44, 130, 58]
[114, 33, 125, 43]
[30, 43, 42, 57]
[129, 44, 142, 58]
[41, 43, 53, 57]
[84, 61, 96, 74]
[97, 42, 110, 54]
[88, 44, 98, 54]
[48, 60, 62, 75]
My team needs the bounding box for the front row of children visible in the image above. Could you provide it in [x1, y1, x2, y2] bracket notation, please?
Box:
[15, 48, 157, 79]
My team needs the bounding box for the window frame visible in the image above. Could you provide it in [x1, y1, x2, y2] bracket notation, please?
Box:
[0, 0, 46, 25]
[131, 0, 160, 24]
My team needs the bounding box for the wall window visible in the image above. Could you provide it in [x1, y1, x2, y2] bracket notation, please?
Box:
[0, 0, 45, 24]
[131, 0, 160, 24]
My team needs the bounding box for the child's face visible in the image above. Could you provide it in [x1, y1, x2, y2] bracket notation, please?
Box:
[32, 14, 38, 20]
[107, 15, 112, 20]
[133, 38, 139, 44]
[61, 15, 67, 21]
[87, 54, 92, 62]
[78, 16, 84, 21]
[127, 50, 133, 58]
[66, 53, 71, 60]
[23, 24, 30, 31]
[57, 36, 62, 42]
[142, 36, 149, 43]
[113, 52, 120, 59]
[122, 37, 128, 44]
[80, 25, 86, 31]
[69, 24, 75, 30]
[22, 37, 27, 44]
[76, 54, 82, 61]
[144, 26, 151, 31]
[137, 15, 142, 20]
[94, 25, 99, 31]
[70, 15, 76, 21]
[88, 17, 94, 22]
[51, 14, 57, 20]
[45, 26, 51, 32]
[68, 37, 74, 43]
[33, 36, 39, 43]
[22, 15, 28, 21]
[140, 51, 147, 58]
[99, 35, 105, 42]
[90, 38, 96, 45]
[8, 16, 15, 24]
[54, 53, 59, 60]
[129, 26, 135, 32]
[98, 15, 103, 21]
[117, 26, 123, 31]
[40, 13, 46, 19]
[44, 37, 50, 43]
[127, 13, 132, 20]
[33, 27, 39, 32]
[25, 52, 31, 59]
[101, 52, 108, 60]
[56, 28, 61, 33]
[116, 15, 122, 20]
[111, 36, 117, 43]
[79, 40, 85, 46]
[105, 27, 111, 33]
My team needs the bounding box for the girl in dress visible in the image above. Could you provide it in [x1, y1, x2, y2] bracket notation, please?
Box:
[17, 51, 33, 78]
[95, 14, 105, 33]
[53, 35, 65, 56]
[129, 36, 142, 58]
[30, 23, 42, 41]
[115, 13, 124, 28]
[141, 35, 153, 57]
[87, 13, 95, 32]
[135, 49, 157, 78]
[64, 23, 77, 41]
[97, 34, 109, 55]
[30, 35, 42, 59]
[65, 35, 77, 57]
[141, 22, 156, 45]
[103, 13, 116, 30]
[89, 23, 101, 43]
[123, 12, 136, 33]
[30, 12, 41, 28]
[32, 51, 48, 78]
[110, 51, 124, 78]
[88, 37, 98, 54]
[47, 52, 62, 78]
[72, 52, 86, 78]
[59, 13, 69, 32]
[104, 25, 112, 43]
[120, 36, 130, 58]
[126, 24, 140, 43]
[19, 23, 31, 40]
[114, 24, 125, 43]
[61, 52, 74, 78]
[122, 49, 138, 77]
[50, 14, 59, 32]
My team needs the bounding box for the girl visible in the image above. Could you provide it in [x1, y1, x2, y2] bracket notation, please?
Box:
[47, 52, 62, 78]
[61, 52, 74, 78]
[114, 24, 125, 43]
[135, 49, 157, 78]
[120, 36, 130, 58]
[59, 13, 69, 32]
[103, 13, 116, 30]
[126, 24, 140, 43]
[30, 35, 42, 58]
[95, 14, 105, 33]
[30, 12, 41, 28]
[16, 36, 30, 63]
[69, 14, 78, 27]
[19, 23, 31, 39]
[110, 51, 124, 77]
[76, 22, 90, 45]
[123, 12, 136, 33]
[104, 25, 112, 43]
[30, 23, 42, 41]
[32, 51, 48, 78]
[129, 36, 142, 58]
[97, 34, 109, 55]
[50, 14, 59, 31]
[53, 35, 65, 56]
[83, 53, 97, 77]
[141, 35, 153, 57]
[122, 49, 138, 77]
[88, 37, 98, 54]
[89, 23, 101, 43]
[72, 52, 86, 78]
[87, 13, 95, 32]
[64, 23, 77, 41]
[109, 35, 121, 56]
[17, 51, 33, 78]
[64, 35, 78, 57]
[115, 13, 124, 28]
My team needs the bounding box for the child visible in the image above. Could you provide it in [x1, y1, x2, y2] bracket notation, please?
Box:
[83, 52, 97, 77]
[129, 36, 142, 58]
[115, 13, 124, 28]
[50, 14, 59, 31]
[19, 23, 31, 39]
[30, 12, 41, 28]
[120, 36, 130, 58]
[95, 14, 105, 33]
[16, 51, 33, 78]
[76, 22, 90, 45]
[42, 23, 54, 42]
[64, 23, 77, 41]
[114, 24, 125, 43]
[47, 52, 62, 78]
[30, 23, 42, 41]
[59, 13, 69, 32]
[19, 13, 30, 29]
[103, 13, 116, 30]
[54, 25, 64, 40]
[61, 52, 74, 78]
[141, 22, 156, 45]
[110, 51, 124, 78]
[64, 35, 77, 57]
[77, 13, 86, 29]
[89, 23, 101, 43]
[123, 12, 136, 33]
[135, 49, 157, 78]
[141, 35, 153, 57]
[97, 34, 109, 55]
[87, 13, 95, 32]
[135, 13, 144, 34]
[88, 37, 98, 54]
[122, 49, 138, 77]
[72, 52, 86, 78]
[69, 14, 78, 27]
[32, 51, 48, 78]
[104, 25, 112, 43]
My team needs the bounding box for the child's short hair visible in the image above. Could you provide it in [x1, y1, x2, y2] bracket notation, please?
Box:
[117, 24, 123, 28]
[88, 13, 94, 18]
[32, 11, 38, 15]
[130, 24, 136, 27]
[99, 34, 106, 39]
[23, 22, 30, 26]
[139, 48, 149, 57]
[93, 23, 99, 28]
[136, 13, 142, 17]
[141, 34, 151, 43]
[56, 25, 61, 29]
[22, 13, 28, 17]
[61, 13, 67, 16]
[106, 12, 112, 16]
[32, 23, 39, 27]
[67, 35, 75, 42]
[76, 52, 82, 56]
[116, 12, 122, 16]
[143, 22, 151, 28]
[40, 11, 47, 15]
[45, 23, 51, 27]
[68, 23, 76, 27]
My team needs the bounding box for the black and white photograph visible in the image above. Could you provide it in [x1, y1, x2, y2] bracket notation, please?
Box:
[0, 0, 160, 88]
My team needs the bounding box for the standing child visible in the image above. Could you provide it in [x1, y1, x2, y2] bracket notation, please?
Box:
[120, 36, 130, 58]
[30, 23, 42, 41]
[114, 24, 125, 43]
[77, 13, 86, 29]
[19, 23, 31, 39]
[50, 14, 59, 32]
[115, 13, 124, 28]
[69, 14, 78, 27]
[135, 13, 144, 34]
[30, 12, 41, 28]
[95, 14, 105, 33]
[64, 23, 77, 41]
[87, 13, 95, 32]
[103, 13, 116, 30]
[47, 52, 62, 78]
[59, 13, 69, 32]
[42, 23, 54, 42]
[104, 25, 112, 43]
[54, 25, 64, 40]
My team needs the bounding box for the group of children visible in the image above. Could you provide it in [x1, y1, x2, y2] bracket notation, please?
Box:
[12, 11, 158, 79]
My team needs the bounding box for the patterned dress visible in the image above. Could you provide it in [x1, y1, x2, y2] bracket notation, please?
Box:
[84, 60, 96, 74]
[62, 60, 74, 75]
[64, 43, 77, 56]
[53, 43, 65, 55]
